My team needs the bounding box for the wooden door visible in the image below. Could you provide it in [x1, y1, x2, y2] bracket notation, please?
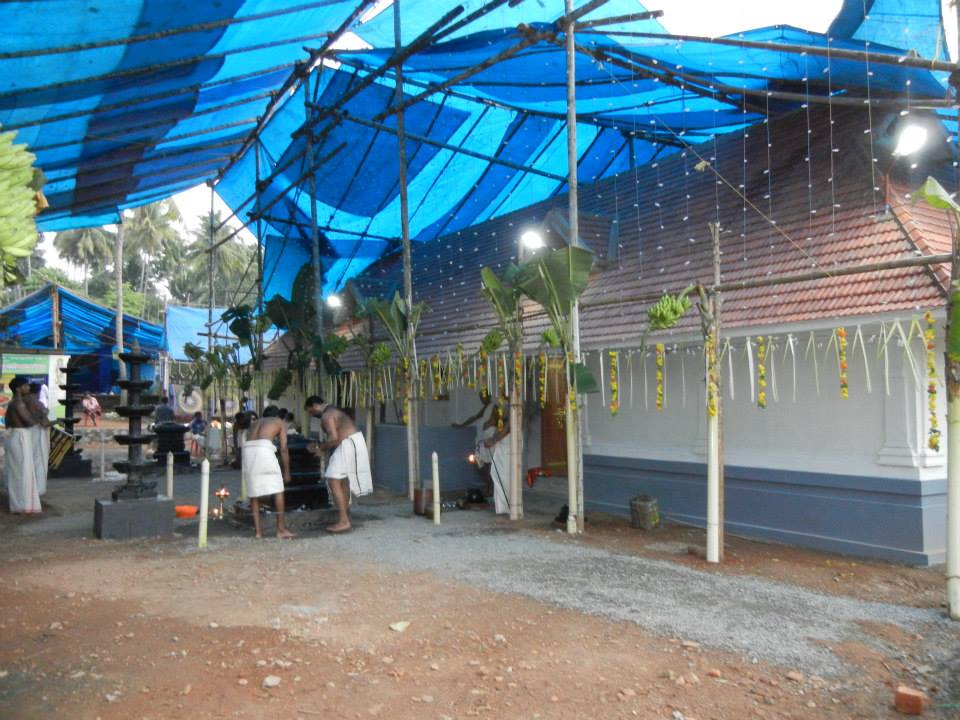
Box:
[540, 358, 567, 475]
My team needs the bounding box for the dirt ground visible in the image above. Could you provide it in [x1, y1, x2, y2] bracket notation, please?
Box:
[1, 476, 958, 720]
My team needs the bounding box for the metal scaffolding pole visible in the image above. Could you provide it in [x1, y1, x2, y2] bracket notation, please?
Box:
[254, 141, 265, 414]
[305, 78, 326, 345]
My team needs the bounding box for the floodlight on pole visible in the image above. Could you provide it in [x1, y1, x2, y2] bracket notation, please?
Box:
[893, 123, 929, 157]
[520, 230, 545, 250]
[326, 294, 343, 308]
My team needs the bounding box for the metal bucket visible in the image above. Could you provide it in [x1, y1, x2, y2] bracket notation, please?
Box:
[630, 495, 659, 530]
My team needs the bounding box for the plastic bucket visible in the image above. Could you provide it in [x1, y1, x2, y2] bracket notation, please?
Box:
[629, 495, 659, 530]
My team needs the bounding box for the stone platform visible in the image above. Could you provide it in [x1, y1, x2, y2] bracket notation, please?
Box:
[94, 496, 174, 540]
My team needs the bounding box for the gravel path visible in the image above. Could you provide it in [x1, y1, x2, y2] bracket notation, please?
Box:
[273, 501, 947, 676]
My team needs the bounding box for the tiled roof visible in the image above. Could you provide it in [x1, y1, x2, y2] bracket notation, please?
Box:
[343, 104, 953, 357]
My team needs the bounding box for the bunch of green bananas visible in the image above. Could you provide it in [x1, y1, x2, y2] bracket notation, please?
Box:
[647, 291, 692, 331]
[0, 131, 42, 286]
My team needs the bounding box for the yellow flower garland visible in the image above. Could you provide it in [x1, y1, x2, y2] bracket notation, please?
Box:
[655, 343, 665, 411]
[925, 311, 940, 451]
[496, 355, 506, 431]
[479, 348, 489, 400]
[431, 355, 442, 399]
[609, 350, 619, 416]
[514, 351, 523, 398]
[419, 358, 428, 400]
[567, 352, 577, 413]
[705, 335, 718, 418]
[837, 327, 848, 399]
[756, 336, 767, 408]
[400, 358, 410, 424]
[538, 352, 547, 409]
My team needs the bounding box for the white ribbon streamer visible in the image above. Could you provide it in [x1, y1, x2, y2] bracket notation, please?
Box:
[746, 337, 756, 403]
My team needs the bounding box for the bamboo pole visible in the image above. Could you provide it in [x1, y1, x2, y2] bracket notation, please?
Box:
[254, 140, 265, 415]
[115, 220, 126, 382]
[305, 79, 326, 342]
[705, 222, 724, 563]
[565, 0, 584, 535]
[395, 0, 420, 502]
[206, 183, 215, 461]
[509, 348, 523, 520]
[432, 451, 441, 525]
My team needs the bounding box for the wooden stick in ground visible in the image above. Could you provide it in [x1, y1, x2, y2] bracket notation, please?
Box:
[198, 459, 210, 549]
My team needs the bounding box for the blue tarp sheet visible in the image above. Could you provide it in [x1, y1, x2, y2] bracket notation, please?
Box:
[164, 304, 278, 361]
[1, 0, 952, 296]
[0, 284, 164, 355]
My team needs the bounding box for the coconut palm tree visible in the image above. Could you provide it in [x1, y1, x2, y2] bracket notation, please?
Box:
[124, 200, 182, 295]
[188, 211, 256, 306]
[52, 226, 115, 295]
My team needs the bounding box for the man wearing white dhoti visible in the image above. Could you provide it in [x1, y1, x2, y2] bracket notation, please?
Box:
[4, 376, 42, 514]
[305, 396, 371, 534]
[28, 383, 50, 496]
[242, 406, 294, 539]
[475, 396, 512, 515]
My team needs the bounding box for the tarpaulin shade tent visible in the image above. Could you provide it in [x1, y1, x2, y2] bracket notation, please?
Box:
[0, 0, 954, 294]
[0, 284, 164, 354]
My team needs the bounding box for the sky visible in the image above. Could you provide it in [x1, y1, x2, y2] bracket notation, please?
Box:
[39, 0, 956, 284]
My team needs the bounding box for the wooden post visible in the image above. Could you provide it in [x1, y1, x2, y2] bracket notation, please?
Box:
[50, 284, 60, 349]
[394, 0, 420, 501]
[564, 0, 583, 534]
[509, 347, 523, 520]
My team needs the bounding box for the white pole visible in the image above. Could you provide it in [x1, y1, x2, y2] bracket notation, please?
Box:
[431, 451, 440, 525]
[198, 458, 210, 549]
[165, 451, 174, 499]
[706, 406, 720, 563]
[948, 394, 959, 618]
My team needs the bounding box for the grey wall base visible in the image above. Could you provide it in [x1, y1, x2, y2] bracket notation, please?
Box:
[94, 496, 174, 540]
[583, 454, 946, 566]
[373, 424, 483, 495]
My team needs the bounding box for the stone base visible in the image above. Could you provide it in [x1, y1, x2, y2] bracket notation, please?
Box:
[230, 501, 335, 533]
[94, 496, 174, 540]
[50, 452, 92, 478]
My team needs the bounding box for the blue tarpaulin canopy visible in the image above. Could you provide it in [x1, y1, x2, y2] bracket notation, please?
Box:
[164, 303, 278, 361]
[0, 284, 164, 355]
[1, 0, 953, 296]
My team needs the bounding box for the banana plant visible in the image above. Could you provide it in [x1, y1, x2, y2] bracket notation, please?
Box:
[0, 131, 44, 287]
[479, 264, 528, 519]
[515, 245, 597, 394]
[182, 342, 230, 462]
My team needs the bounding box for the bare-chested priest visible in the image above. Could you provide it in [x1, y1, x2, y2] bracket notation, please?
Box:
[305, 396, 372, 533]
[242, 405, 294, 539]
[4, 376, 48, 514]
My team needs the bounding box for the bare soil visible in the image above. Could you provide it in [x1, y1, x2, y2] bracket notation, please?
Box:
[0, 481, 957, 720]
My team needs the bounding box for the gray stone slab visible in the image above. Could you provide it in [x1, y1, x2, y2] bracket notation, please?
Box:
[93, 496, 174, 540]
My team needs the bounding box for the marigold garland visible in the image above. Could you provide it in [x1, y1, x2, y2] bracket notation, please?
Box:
[655, 344, 665, 412]
[705, 334, 719, 418]
[400, 359, 410, 424]
[496, 355, 506, 431]
[609, 350, 619, 416]
[418, 358, 429, 400]
[756, 336, 767, 408]
[925, 311, 940, 451]
[514, 351, 523, 398]
[538, 352, 547, 409]
[479, 348, 489, 400]
[431, 355, 442, 399]
[567, 352, 578, 413]
[837, 327, 848, 399]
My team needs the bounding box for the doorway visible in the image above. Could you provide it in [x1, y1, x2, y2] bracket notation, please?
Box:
[540, 357, 567, 475]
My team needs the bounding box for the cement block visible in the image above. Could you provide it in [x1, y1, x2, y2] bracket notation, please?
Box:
[94, 496, 175, 540]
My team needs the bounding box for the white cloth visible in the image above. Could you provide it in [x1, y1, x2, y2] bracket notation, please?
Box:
[325, 431, 372, 497]
[5, 428, 41, 513]
[38, 385, 49, 409]
[488, 433, 511, 515]
[31, 425, 49, 496]
[242, 438, 284, 498]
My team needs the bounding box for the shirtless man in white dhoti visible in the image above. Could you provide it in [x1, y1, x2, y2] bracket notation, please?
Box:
[242, 406, 294, 539]
[3, 376, 46, 514]
[305, 396, 372, 534]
